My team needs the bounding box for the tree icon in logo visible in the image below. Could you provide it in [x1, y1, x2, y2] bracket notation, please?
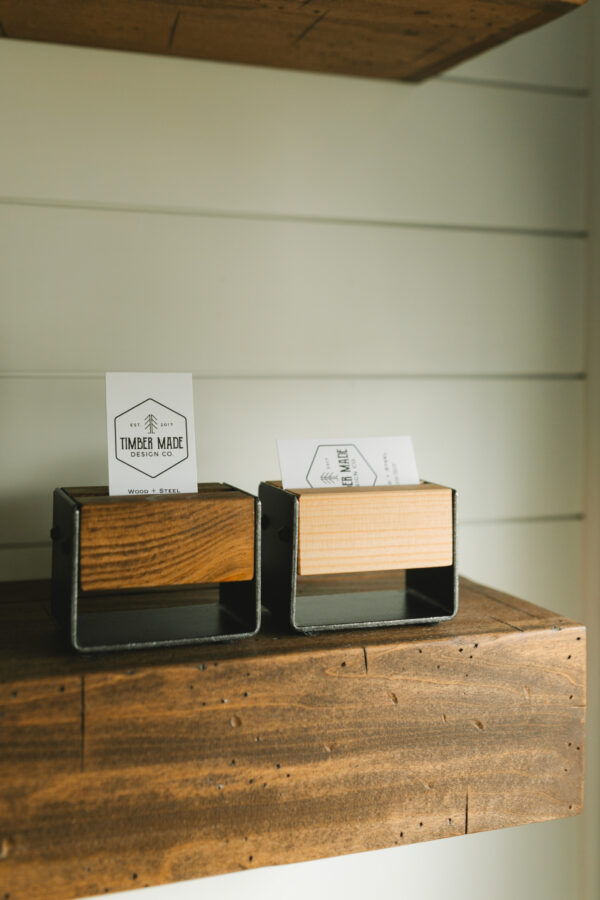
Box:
[145, 413, 158, 434]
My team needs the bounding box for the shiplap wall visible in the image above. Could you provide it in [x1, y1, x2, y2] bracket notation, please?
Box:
[0, 6, 591, 899]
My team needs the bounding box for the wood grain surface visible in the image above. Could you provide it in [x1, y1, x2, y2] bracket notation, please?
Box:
[290, 483, 453, 576]
[0, 0, 585, 82]
[73, 486, 255, 591]
[0, 578, 585, 900]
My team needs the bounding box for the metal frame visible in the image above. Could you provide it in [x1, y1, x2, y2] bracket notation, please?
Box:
[259, 480, 458, 633]
[51, 486, 261, 652]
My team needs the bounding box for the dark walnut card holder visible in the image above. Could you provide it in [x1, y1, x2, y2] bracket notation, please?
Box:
[51, 484, 260, 651]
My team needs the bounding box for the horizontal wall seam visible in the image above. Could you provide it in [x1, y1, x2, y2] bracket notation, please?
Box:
[0, 542, 49, 551]
[0, 514, 584, 553]
[460, 514, 584, 526]
[440, 75, 589, 98]
[0, 372, 587, 381]
[0, 196, 589, 240]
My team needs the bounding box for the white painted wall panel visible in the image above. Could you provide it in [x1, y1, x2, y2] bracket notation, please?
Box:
[0, 205, 586, 376]
[460, 519, 583, 620]
[447, 4, 590, 90]
[0, 376, 583, 546]
[0, 41, 588, 230]
[0, 546, 49, 583]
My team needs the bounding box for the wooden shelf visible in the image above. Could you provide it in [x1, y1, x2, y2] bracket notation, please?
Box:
[0, 577, 585, 900]
[0, 0, 586, 82]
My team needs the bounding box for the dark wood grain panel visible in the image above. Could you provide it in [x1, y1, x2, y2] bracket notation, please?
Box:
[0, 578, 585, 900]
[0, 675, 82, 781]
[76, 489, 255, 590]
[0, 0, 585, 83]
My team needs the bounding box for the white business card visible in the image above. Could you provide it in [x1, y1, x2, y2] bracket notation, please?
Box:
[277, 436, 419, 490]
[106, 372, 198, 496]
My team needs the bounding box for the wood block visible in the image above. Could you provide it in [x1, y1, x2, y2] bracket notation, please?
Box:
[288, 482, 453, 576]
[0, 578, 585, 900]
[0, 0, 586, 83]
[68, 485, 255, 591]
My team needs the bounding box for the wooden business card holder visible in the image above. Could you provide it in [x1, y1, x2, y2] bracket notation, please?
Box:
[51, 484, 260, 651]
[259, 480, 457, 633]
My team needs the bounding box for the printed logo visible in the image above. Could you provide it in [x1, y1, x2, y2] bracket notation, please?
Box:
[306, 443, 377, 488]
[114, 398, 189, 478]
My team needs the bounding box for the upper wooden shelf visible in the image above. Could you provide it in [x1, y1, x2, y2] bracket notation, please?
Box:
[0, 0, 586, 82]
[0, 577, 585, 900]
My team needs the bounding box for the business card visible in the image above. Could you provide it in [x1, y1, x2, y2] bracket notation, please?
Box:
[106, 372, 198, 496]
[277, 436, 419, 490]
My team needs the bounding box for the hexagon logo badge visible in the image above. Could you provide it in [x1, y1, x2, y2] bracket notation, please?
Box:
[306, 443, 377, 488]
[114, 398, 189, 478]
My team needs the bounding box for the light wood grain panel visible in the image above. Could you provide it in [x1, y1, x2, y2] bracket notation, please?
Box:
[293, 484, 453, 576]
[0, 377, 583, 547]
[460, 519, 583, 619]
[0, 40, 587, 230]
[0, 205, 586, 375]
[447, 3, 590, 89]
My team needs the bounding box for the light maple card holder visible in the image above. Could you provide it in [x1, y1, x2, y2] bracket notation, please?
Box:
[51, 484, 260, 651]
[259, 480, 457, 633]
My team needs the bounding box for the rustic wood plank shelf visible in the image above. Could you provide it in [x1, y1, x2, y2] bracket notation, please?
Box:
[0, 0, 586, 82]
[0, 577, 585, 900]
